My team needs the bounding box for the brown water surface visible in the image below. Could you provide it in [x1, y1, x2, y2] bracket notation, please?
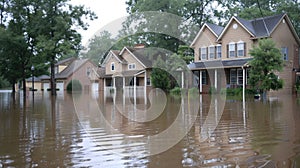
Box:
[0, 90, 300, 167]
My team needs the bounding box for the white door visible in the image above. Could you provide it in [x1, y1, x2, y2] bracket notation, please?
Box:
[56, 82, 64, 91]
[92, 82, 99, 92]
[43, 83, 50, 91]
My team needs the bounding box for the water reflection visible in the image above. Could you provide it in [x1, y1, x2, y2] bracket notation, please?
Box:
[0, 90, 300, 167]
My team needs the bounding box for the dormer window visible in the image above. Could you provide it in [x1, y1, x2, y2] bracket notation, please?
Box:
[111, 62, 115, 71]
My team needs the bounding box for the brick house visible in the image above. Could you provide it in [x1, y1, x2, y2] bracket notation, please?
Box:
[41, 57, 99, 92]
[99, 45, 152, 96]
[189, 13, 300, 94]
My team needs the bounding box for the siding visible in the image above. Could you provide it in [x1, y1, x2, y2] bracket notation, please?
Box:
[193, 27, 218, 62]
[220, 20, 253, 59]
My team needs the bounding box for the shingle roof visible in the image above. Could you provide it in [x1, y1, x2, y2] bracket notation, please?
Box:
[188, 58, 252, 70]
[236, 13, 285, 38]
[55, 57, 76, 66]
[56, 59, 89, 79]
[206, 23, 224, 36]
[126, 47, 153, 68]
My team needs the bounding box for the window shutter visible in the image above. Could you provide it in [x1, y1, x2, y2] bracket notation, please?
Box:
[215, 46, 217, 59]
[206, 47, 208, 60]
[199, 48, 201, 60]
[244, 42, 246, 56]
[227, 44, 229, 58]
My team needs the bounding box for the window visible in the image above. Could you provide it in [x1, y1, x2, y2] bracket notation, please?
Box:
[281, 47, 288, 61]
[229, 43, 236, 58]
[237, 68, 243, 85]
[111, 62, 115, 71]
[201, 47, 207, 60]
[86, 67, 91, 76]
[128, 63, 136, 70]
[202, 71, 207, 85]
[216, 45, 222, 59]
[147, 78, 151, 86]
[237, 42, 245, 57]
[209, 46, 215, 59]
[230, 69, 237, 85]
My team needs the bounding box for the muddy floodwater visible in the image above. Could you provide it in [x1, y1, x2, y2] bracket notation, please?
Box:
[0, 90, 300, 167]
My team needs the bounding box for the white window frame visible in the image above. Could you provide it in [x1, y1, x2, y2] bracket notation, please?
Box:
[128, 63, 136, 70]
[216, 45, 222, 59]
[229, 42, 236, 58]
[237, 41, 245, 57]
[209, 45, 215, 59]
[111, 62, 115, 71]
[281, 47, 288, 61]
[201, 47, 207, 60]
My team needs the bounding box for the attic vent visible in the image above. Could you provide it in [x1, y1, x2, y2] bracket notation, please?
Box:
[283, 19, 286, 24]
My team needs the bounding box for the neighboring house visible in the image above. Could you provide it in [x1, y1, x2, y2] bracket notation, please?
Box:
[189, 13, 300, 94]
[100, 45, 152, 96]
[41, 57, 99, 92]
[26, 75, 49, 91]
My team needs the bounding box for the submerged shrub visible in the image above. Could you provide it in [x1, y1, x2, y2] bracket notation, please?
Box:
[67, 79, 82, 92]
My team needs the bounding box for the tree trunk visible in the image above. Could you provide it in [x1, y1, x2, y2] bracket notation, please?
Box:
[12, 82, 15, 93]
[22, 78, 26, 98]
[50, 55, 56, 96]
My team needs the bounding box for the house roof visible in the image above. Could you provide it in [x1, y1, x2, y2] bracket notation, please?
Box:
[126, 47, 152, 68]
[55, 59, 89, 79]
[188, 58, 252, 70]
[216, 13, 300, 43]
[55, 57, 76, 66]
[190, 23, 224, 47]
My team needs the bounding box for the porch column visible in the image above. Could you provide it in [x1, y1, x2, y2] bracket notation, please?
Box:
[199, 70, 202, 93]
[181, 71, 184, 88]
[104, 78, 106, 96]
[144, 71, 147, 104]
[123, 77, 125, 90]
[214, 69, 217, 90]
[134, 76, 136, 97]
[242, 67, 246, 107]
[242, 67, 246, 128]
[113, 77, 116, 90]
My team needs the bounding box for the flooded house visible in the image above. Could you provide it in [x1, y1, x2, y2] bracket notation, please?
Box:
[189, 13, 300, 94]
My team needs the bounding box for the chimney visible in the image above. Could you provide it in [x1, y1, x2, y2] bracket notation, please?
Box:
[134, 44, 145, 49]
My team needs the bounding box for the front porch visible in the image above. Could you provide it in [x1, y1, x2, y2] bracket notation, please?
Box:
[103, 70, 151, 97]
[189, 59, 252, 94]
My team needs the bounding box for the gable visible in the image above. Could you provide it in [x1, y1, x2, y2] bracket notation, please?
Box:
[120, 49, 145, 70]
[191, 24, 221, 47]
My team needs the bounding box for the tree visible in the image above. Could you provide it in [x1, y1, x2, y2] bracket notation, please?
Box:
[151, 56, 171, 91]
[32, 0, 96, 95]
[122, 0, 226, 53]
[248, 39, 284, 94]
[82, 31, 116, 64]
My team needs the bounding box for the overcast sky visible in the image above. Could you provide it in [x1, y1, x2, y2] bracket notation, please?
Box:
[70, 0, 128, 46]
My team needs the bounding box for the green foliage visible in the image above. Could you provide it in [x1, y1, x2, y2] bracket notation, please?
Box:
[82, 31, 116, 64]
[296, 79, 300, 93]
[249, 39, 284, 92]
[66, 80, 82, 92]
[170, 87, 182, 95]
[209, 86, 217, 94]
[0, 76, 10, 88]
[151, 56, 171, 91]
[177, 45, 194, 64]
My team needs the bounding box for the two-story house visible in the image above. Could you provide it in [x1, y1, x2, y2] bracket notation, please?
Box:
[100, 45, 152, 96]
[189, 13, 300, 94]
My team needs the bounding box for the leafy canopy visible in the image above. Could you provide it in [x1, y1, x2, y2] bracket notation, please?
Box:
[248, 39, 284, 92]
